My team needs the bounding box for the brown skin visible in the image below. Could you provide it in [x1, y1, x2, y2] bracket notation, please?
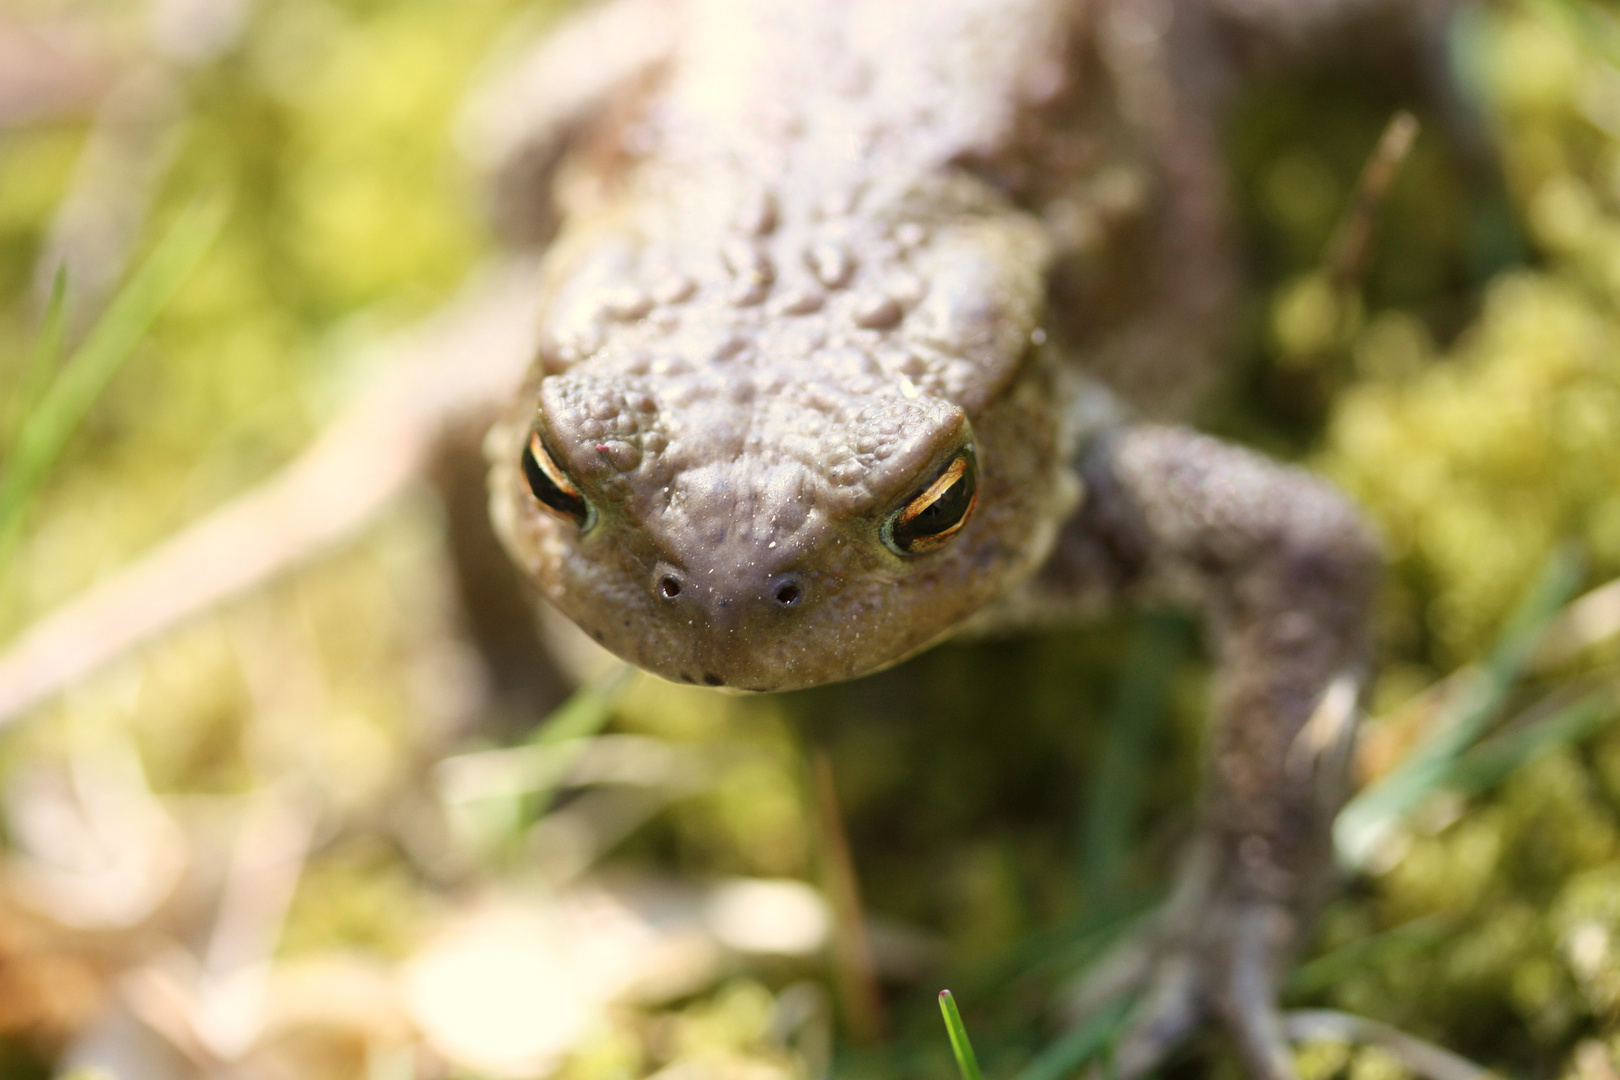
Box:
[487, 1, 1395, 1077]
[0, 2, 1409, 1069]
[491, 348, 1073, 691]
[487, 28, 1079, 690]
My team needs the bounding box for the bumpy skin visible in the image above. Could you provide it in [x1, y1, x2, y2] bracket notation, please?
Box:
[490, 0, 1092, 690]
[1051, 428, 1379, 1080]
[487, 0, 1388, 1076]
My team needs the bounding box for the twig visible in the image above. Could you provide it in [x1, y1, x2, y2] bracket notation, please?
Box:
[1283, 1010, 1491, 1080]
[1274, 111, 1419, 367]
[810, 748, 886, 1045]
[113, 788, 318, 1066]
[0, 259, 544, 727]
[195, 787, 319, 1059]
[1326, 111, 1420, 293]
[0, 20, 118, 126]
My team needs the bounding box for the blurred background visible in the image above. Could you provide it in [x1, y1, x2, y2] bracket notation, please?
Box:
[3, 0, 1620, 1078]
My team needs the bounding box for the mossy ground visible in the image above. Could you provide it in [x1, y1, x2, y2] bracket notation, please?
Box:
[3, 1, 1619, 1078]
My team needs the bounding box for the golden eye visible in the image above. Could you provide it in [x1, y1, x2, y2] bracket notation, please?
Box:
[522, 429, 594, 529]
[883, 445, 978, 555]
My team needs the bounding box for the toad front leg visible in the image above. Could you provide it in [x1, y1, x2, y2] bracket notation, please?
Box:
[1047, 426, 1381, 1080]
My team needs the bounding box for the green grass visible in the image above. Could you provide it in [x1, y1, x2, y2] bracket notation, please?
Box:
[1334, 545, 1590, 868]
[10, 269, 68, 439]
[935, 548, 1619, 1080]
[0, 197, 227, 566]
[1079, 611, 1190, 912]
[1011, 997, 1130, 1080]
[939, 990, 986, 1080]
[435, 664, 637, 865]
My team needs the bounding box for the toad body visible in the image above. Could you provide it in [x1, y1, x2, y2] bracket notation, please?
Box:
[484, 0, 1389, 1076]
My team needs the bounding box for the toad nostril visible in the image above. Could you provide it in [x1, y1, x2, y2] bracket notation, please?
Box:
[774, 582, 801, 607]
[659, 576, 682, 599]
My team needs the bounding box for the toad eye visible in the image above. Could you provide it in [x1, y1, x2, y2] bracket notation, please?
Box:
[522, 429, 594, 529]
[883, 445, 978, 556]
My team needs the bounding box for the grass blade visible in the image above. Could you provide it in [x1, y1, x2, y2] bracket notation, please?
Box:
[1286, 915, 1452, 998]
[0, 196, 227, 559]
[518, 662, 635, 820]
[817, 751, 886, 1045]
[528, 663, 635, 748]
[438, 664, 635, 865]
[1011, 995, 1132, 1080]
[1410, 545, 1585, 764]
[960, 900, 1156, 998]
[8, 268, 69, 439]
[1080, 610, 1188, 910]
[939, 990, 986, 1080]
[1335, 545, 1585, 867]
[1446, 686, 1616, 796]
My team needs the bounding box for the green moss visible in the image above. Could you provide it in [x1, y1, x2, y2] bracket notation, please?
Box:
[6, 0, 1620, 1077]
